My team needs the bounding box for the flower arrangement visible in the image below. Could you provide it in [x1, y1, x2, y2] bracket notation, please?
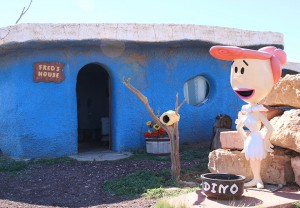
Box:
[144, 121, 168, 138]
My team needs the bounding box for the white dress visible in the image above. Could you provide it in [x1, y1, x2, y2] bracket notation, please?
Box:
[241, 104, 267, 161]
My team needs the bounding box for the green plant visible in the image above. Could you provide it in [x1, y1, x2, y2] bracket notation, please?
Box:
[180, 146, 210, 161]
[152, 199, 187, 208]
[129, 149, 170, 161]
[0, 156, 75, 172]
[103, 170, 175, 197]
[0, 156, 27, 172]
[103, 168, 201, 199]
[29, 157, 75, 165]
[185, 187, 198, 193]
[181, 163, 209, 183]
[292, 201, 300, 208]
[152, 199, 174, 208]
[130, 143, 210, 162]
[147, 187, 198, 199]
[143, 187, 166, 199]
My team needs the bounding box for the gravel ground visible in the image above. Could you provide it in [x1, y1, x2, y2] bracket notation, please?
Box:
[0, 153, 206, 208]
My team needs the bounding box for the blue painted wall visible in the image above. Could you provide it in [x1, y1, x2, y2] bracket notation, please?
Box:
[0, 42, 244, 158]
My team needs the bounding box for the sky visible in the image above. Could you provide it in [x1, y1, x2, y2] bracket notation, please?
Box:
[0, 0, 299, 62]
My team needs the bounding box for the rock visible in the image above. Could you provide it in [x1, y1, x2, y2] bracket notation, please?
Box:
[260, 74, 300, 108]
[262, 109, 300, 153]
[220, 130, 246, 150]
[291, 156, 300, 186]
[208, 148, 295, 185]
[262, 106, 284, 120]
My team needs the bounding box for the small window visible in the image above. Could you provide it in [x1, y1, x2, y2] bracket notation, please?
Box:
[184, 75, 210, 106]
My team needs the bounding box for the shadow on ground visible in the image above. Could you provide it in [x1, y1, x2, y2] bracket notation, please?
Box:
[0, 142, 211, 207]
[0, 159, 167, 207]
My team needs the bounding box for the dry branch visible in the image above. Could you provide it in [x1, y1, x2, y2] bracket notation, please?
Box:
[122, 77, 171, 136]
[123, 77, 186, 181]
[16, 0, 33, 24]
[177, 99, 187, 113]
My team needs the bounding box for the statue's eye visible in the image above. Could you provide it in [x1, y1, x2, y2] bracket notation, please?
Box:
[241, 67, 245, 74]
[234, 67, 238, 73]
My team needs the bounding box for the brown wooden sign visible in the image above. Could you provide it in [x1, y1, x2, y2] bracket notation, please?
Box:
[34, 62, 65, 83]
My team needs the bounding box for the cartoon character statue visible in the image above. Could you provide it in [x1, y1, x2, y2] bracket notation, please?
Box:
[210, 46, 286, 188]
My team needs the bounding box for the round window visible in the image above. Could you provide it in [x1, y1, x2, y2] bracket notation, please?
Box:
[183, 75, 210, 106]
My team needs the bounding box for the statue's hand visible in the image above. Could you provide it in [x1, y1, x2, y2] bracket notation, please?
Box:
[264, 138, 274, 153]
[235, 111, 244, 125]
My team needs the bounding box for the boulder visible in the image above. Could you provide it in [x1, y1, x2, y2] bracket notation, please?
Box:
[262, 106, 284, 120]
[208, 148, 295, 185]
[291, 156, 300, 186]
[262, 109, 300, 153]
[220, 130, 246, 150]
[260, 74, 300, 108]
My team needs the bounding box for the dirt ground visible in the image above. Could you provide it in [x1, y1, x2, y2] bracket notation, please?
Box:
[0, 143, 209, 208]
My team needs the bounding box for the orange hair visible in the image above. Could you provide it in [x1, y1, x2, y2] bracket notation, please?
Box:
[258, 46, 286, 83]
[210, 46, 287, 83]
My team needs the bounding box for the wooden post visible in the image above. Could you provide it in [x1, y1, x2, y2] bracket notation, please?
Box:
[123, 78, 185, 181]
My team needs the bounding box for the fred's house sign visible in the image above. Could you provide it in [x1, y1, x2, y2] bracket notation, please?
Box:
[34, 62, 65, 83]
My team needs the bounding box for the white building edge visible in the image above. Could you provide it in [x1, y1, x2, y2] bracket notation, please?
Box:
[0, 23, 298, 72]
[0, 23, 284, 46]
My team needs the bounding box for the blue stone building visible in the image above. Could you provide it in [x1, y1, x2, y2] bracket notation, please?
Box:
[0, 24, 285, 158]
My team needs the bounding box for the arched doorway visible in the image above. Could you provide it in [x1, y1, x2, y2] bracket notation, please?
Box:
[76, 63, 111, 151]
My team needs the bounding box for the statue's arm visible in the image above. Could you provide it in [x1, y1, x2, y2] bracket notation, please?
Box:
[257, 112, 274, 152]
[236, 119, 247, 141]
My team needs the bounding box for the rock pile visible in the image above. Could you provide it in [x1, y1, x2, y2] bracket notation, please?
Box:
[208, 74, 300, 186]
[260, 74, 300, 108]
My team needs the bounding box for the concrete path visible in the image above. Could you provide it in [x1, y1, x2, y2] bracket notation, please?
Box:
[69, 149, 132, 161]
[168, 185, 300, 208]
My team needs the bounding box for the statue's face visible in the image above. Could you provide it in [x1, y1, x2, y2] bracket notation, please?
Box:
[230, 59, 274, 104]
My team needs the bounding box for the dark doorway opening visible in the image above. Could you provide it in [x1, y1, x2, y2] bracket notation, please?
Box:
[76, 63, 110, 152]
